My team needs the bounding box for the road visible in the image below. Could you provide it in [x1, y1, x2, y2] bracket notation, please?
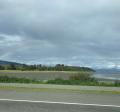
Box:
[0, 100, 119, 112]
[0, 84, 120, 112]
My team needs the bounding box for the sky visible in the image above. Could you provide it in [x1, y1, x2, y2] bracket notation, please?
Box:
[0, 0, 120, 68]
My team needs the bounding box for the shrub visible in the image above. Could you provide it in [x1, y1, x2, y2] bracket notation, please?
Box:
[69, 72, 95, 82]
[114, 80, 120, 87]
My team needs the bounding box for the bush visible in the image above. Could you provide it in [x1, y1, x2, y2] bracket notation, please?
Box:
[0, 76, 39, 83]
[47, 78, 98, 86]
[69, 72, 95, 82]
[114, 80, 120, 87]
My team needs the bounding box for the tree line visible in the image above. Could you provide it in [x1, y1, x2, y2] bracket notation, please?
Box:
[0, 64, 95, 72]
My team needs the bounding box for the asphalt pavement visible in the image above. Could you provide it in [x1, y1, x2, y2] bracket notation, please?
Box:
[0, 84, 120, 112]
[0, 100, 120, 112]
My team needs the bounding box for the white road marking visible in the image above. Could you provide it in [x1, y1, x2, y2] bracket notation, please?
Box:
[0, 99, 119, 108]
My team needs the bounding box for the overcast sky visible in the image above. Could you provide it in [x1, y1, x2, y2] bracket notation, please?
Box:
[0, 0, 120, 68]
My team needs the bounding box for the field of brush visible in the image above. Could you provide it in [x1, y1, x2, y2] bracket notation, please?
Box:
[0, 70, 82, 80]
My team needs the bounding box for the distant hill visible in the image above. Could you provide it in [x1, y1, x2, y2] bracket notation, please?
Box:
[95, 68, 120, 74]
[94, 68, 120, 80]
[0, 60, 95, 72]
[0, 60, 22, 66]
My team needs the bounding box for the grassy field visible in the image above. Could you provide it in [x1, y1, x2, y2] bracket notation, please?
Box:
[0, 70, 120, 87]
[0, 84, 120, 94]
[0, 75, 119, 87]
[0, 70, 88, 80]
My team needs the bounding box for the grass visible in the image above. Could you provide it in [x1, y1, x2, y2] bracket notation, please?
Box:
[0, 76, 120, 87]
[47, 78, 120, 87]
[0, 86, 120, 94]
[0, 70, 80, 80]
[0, 76, 43, 84]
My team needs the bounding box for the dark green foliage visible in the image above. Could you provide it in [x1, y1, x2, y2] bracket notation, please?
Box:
[6, 64, 16, 70]
[0, 64, 95, 72]
[114, 80, 120, 87]
[0, 76, 40, 83]
[0, 65, 5, 70]
[47, 79, 98, 86]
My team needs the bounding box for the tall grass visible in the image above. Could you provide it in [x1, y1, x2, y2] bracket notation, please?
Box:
[0, 76, 120, 87]
[0, 76, 40, 83]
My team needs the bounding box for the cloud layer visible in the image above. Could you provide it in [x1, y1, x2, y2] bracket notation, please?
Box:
[0, 0, 120, 68]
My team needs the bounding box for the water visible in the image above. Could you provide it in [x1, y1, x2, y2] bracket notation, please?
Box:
[95, 72, 120, 80]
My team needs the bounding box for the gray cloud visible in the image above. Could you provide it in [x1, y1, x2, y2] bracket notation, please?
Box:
[0, 0, 120, 68]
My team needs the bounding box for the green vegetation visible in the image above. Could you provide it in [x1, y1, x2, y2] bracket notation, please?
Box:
[47, 79, 120, 87]
[69, 72, 95, 81]
[0, 76, 41, 84]
[0, 64, 95, 72]
[0, 75, 120, 87]
[0, 86, 120, 94]
[47, 72, 97, 86]
[47, 78, 98, 86]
